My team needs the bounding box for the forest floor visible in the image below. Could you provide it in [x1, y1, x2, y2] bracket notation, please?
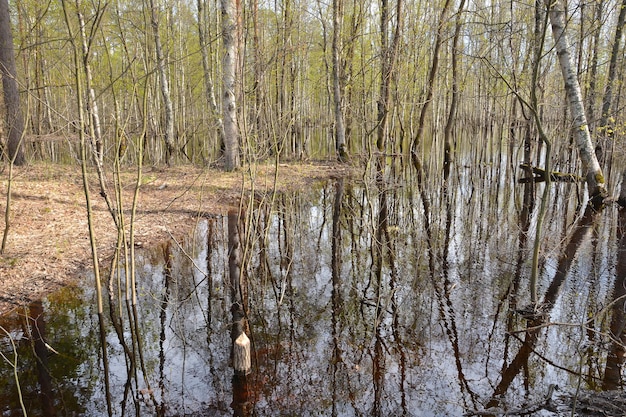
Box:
[0, 160, 355, 315]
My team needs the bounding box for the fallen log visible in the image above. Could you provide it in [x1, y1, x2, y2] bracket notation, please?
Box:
[518, 163, 582, 183]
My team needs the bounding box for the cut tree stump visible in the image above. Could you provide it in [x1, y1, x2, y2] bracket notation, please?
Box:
[233, 332, 251, 375]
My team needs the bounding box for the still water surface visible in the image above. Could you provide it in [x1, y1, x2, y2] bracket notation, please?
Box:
[1, 157, 624, 416]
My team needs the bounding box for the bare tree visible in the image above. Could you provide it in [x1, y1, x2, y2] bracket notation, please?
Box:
[221, 0, 241, 171]
[149, 0, 175, 164]
[443, 0, 467, 180]
[375, 0, 403, 154]
[76, 1, 106, 168]
[0, 0, 25, 165]
[585, 0, 603, 132]
[598, 0, 626, 133]
[0, 0, 26, 254]
[197, 0, 224, 157]
[332, 0, 348, 161]
[410, 0, 453, 155]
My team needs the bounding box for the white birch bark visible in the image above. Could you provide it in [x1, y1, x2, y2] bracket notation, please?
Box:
[332, 0, 348, 161]
[545, 0, 607, 201]
[221, 0, 240, 171]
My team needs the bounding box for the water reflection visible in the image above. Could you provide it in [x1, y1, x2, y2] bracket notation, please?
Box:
[1, 162, 625, 416]
[603, 173, 626, 391]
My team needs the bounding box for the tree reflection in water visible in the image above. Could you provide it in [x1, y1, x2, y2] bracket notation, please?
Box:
[1, 163, 625, 416]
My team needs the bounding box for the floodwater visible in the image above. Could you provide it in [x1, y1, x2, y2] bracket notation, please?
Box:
[1, 149, 625, 416]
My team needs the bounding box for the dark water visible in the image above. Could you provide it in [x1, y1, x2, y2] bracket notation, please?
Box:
[1, 155, 625, 416]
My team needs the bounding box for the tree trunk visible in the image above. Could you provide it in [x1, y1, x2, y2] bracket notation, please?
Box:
[221, 0, 241, 171]
[376, 0, 402, 153]
[77, 7, 104, 167]
[332, 0, 348, 161]
[443, 0, 466, 180]
[410, 0, 453, 154]
[250, 0, 264, 155]
[585, 0, 603, 132]
[545, 0, 607, 203]
[149, 0, 175, 164]
[197, 0, 224, 156]
[0, 0, 25, 165]
[28, 301, 56, 416]
[228, 209, 249, 375]
[598, 0, 626, 132]
[602, 170, 626, 389]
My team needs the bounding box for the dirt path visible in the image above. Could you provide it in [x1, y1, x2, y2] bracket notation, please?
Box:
[0, 161, 352, 315]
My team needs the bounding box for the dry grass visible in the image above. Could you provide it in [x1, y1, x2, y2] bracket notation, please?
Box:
[0, 160, 355, 315]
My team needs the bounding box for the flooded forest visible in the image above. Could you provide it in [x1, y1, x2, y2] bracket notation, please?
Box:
[2, 0, 626, 415]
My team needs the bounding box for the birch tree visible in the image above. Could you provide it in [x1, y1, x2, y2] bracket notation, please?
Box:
[544, 0, 607, 203]
[221, 0, 240, 171]
[332, 0, 348, 161]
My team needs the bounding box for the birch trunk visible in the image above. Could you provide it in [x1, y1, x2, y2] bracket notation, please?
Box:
[221, 0, 240, 171]
[545, 0, 607, 202]
[332, 0, 348, 161]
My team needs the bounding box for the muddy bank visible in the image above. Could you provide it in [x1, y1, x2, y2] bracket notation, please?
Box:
[0, 161, 353, 315]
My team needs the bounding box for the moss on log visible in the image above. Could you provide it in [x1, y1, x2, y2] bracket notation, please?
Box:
[518, 164, 582, 183]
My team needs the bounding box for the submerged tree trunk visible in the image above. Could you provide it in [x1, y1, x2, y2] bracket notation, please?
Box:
[544, 0, 607, 203]
[228, 209, 249, 376]
[0, 0, 25, 165]
[221, 0, 241, 171]
[27, 301, 56, 416]
[488, 202, 601, 407]
[603, 170, 626, 390]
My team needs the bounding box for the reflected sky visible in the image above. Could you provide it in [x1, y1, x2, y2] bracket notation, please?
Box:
[1, 157, 624, 416]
